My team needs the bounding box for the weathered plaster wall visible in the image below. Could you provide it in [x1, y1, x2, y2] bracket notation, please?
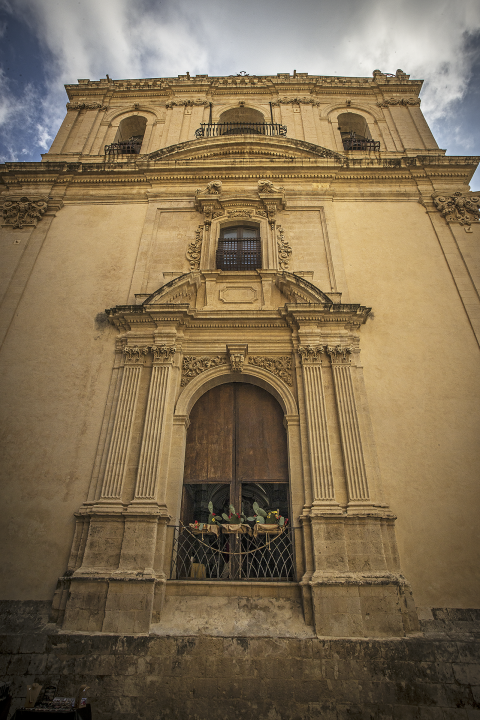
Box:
[333, 200, 480, 607]
[0, 203, 146, 600]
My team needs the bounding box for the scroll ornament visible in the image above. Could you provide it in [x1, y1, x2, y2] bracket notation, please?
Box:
[196, 180, 222, 195]
[432, 191, 480, 227]
[186, 225, 204, 270]
[248, 356, 293, 386]
[377, 97, 421, 107]
[2, 197, 47, 229]
[277, 226, 292, 271]
[181, 356, 228, 386]
[258, 180, 285, 194]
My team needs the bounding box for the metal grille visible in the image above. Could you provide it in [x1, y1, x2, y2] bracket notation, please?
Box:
[342, 132, 380, 152]
[195, 123, 287, 139]
[216, 238, 261, 271]
[170, 526, 295, 581]
[104, 140, 142, 156]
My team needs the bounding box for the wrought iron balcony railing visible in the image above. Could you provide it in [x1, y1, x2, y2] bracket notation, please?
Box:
[195, 122, 287, 139]
[104, 141, 142, 156]
[342, 132, 380, 152]
[170, 525, 295, 581]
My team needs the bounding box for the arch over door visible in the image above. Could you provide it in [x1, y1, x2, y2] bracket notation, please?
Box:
[182, 383, 288, 521]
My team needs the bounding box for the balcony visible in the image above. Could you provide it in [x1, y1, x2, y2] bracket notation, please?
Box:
[104, 140, 142, 156]
[195, 122, 287, 139]
[342, 132, 380, 152]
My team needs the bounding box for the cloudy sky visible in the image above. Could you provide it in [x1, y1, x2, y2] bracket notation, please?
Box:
[1, 0, 479, 187]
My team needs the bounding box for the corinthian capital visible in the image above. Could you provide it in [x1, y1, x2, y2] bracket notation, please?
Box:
[326, 345, 354, 364]
[298, 345, 325, 364]
[124, 345, 149, 364]
[151, 344, 176, 362]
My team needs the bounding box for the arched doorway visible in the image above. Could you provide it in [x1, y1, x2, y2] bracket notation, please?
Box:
[175, 382, 293, 580]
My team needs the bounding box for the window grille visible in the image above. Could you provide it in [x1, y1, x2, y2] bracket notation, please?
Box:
[216, 226, 261, 271]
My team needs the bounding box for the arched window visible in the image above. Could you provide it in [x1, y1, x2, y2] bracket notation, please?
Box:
[216, 225, 261, 271]
[218, 107, 265, 135]
[111, 115, 147, 154]
[337, 112, 379, 151]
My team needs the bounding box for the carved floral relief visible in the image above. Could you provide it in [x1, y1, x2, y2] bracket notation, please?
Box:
[248, 356, 293, 386]
[276, 226, 292, 271]
[186, 225, 204, 270]
[2, 197, 48, 229]
[181, 356, 228, 386]
[432, 191, 480, 227]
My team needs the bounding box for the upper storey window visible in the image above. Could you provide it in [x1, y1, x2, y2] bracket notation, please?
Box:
[106, 116, 147, 156]
[216, 226, 261, 271]
[338, 112, 380, 151]
[195, 106, 286, 138]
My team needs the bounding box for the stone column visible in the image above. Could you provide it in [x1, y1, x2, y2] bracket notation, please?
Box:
[298, 345, 342, 514]
[97, 345, 149, 508]
[326, 345, 370, 509]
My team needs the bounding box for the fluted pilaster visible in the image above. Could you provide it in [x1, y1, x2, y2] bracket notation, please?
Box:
[298, 345, 341, 512]
[134, 345, 176, 500]
[327, 345, 369, 502]
[100, 346, 148, 500]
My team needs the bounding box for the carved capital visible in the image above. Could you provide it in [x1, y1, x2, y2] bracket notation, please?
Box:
[248, 356, 293, 386]
[228, 344, 247, 373]
[151, 344, 176, 362]
[186, 225, 204, 270]
[326, 345, 354, 364]
[124, 345, 149, 364]
[181, 355, 228, 386]
[277, 225, 292, 271]
[2, 196, 48, 229]
[432, 191, 480, 227]
[298, 345, 325, 364]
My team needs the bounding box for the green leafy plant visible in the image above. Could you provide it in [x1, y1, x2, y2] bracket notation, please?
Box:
[221, 504, 246, 524]
[252, 502, 287, 526]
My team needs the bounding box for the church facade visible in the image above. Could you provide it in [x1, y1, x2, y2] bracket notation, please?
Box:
[1, 70, 479, 651]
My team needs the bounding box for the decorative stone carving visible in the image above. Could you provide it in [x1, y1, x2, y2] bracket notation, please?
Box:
[228, 345, 247, 373]
[326, 345, 354, 363]
[258, 180, 285, 194]
[432, 191, 480, 227]
[277, 226, 292, 270]
[151, 344, 176, 362]
[248, 356, 293, 386]
[2, 197, 47, 229]
[66, 102, 108, 110]
[228, 210, 253, 218]
[181, 356, 228, 386]
[124, 346, 149, 364]
[186, 225, 204, 270]
[197, 180, 222, 195]
[298, 345, 325, 364]
[271, 97, 320, 106]
[377, 97, 421, 107]
[166, 99, 209, 108]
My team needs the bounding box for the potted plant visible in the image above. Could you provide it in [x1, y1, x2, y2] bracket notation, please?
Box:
[219, 504, 251, 535]
[251, 502, 288, 537]
[189, 501, 220, 536]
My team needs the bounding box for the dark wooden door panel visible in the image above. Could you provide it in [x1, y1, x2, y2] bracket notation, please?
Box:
[183, 383, 234, 482]
[236, 383, 288, 482]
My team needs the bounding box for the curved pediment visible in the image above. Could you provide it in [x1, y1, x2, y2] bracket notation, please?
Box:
[143, 271, 333, 308]
[147, 135, 345, 163]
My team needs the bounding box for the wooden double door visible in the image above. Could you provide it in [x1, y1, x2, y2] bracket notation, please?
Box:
[182, 382, 289, 523]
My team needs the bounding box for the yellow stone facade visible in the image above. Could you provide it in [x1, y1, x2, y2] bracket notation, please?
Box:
[1, 70, 479, 638]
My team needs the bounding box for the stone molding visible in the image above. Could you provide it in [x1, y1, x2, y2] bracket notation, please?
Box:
[2, 196, 48, 229]
[66, 102, 107, 110]
[194, 179, 286, 230]
[432, 191, 480, 227]
[271, 96, 320, 106]
[247, 355, 293, 386]
[377, 97, 420, 107]
[166, 99, 209, 108]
